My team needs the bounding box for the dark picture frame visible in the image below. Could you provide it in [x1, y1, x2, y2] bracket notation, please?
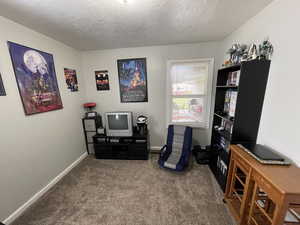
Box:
[0, 73, 6, 96]
[117, 58, 148, 103]
[8, 41, 63, 115]
[95, 70, 110, 91]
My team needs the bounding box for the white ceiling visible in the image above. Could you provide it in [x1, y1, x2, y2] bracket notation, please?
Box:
[0, 0, 273, 51]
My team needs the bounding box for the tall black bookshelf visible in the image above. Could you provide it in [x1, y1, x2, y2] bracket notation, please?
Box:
[209, 59, 271, 192]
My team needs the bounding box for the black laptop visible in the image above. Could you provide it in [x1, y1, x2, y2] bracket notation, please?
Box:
[247, 144, 285, 161]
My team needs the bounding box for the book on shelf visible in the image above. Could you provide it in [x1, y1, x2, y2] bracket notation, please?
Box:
[223, 90, 231, 114]
[221, 118, 233, 134]
[226, 70, 240, 86]
[229, 91, 238, 117]
[220, 139, 230, 151]
[217, 157, 228, 175]
[214, 130, 230, 151]
[223, 90, 238, 118]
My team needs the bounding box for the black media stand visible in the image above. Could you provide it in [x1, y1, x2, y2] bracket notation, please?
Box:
[93, 129, 149, 160]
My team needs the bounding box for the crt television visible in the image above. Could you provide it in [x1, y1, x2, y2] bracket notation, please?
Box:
[105, 112, 133, 137]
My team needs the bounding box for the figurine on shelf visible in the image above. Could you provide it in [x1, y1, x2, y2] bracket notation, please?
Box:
[223, 39, 273, 67]
[241, 52, 248, 62]
[227, 44, 239, 65]
[222, 60, 231, 67]
[225, 43, 248, 66]
[247, 44, 258, 60]
[259, 38, 274, 60]
[237, 44, 248, 62]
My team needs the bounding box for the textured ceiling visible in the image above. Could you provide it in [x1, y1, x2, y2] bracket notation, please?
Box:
[0, 0, 273, 51]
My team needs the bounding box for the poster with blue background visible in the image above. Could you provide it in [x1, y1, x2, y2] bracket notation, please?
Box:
[117, 58, 148, 102]
[8, 41, 63, 115]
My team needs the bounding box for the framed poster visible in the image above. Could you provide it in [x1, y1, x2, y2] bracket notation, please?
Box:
[0, 73, 6, 96]
[8, 41, 63, 115]
[117, 58, 148, 103]
[95, 70, 110, 91]
[64, 68, 79, 92]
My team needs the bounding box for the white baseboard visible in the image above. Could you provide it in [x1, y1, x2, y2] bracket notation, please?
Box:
[3, 152, 88, 225]
[150, 146, 162, 153]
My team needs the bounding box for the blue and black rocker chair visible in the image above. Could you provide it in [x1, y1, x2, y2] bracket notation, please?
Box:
[158, 125, 193, 171]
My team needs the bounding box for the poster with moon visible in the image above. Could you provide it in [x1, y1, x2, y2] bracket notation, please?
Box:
[8, 41, 63, 115]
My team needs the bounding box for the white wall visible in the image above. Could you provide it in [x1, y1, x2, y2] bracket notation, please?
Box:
[81, 43, 221, 148]
[219, 0, 300, 165]
[0, 16, 86, 221]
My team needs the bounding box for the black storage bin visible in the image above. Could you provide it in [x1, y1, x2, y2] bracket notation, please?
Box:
[193, 145, 211, 164]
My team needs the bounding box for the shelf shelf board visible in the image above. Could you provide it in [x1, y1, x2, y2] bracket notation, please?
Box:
[214, 113, 234, 123]
[216, 85, 239, 89]
[219, 63, 241, 72]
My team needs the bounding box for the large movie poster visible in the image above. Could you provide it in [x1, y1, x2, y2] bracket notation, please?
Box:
[117, 58, 148, 103]
[8, 41, 63, 115]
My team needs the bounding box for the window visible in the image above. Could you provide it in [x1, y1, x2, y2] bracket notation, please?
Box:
[166, 58, 214, 128]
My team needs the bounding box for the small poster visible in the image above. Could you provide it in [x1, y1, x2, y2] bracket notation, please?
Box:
[117, 58, 148, 103]
[64, 68, 79, 92]
[95, 70, 110, 91]
[8, 41, 63, 115]
[0, 73, 6, 96]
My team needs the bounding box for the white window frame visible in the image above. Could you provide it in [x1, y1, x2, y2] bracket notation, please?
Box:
[166, 58, 214, 128]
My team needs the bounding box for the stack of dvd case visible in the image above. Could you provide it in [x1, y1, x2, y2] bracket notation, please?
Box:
[224, 90, 238, 118]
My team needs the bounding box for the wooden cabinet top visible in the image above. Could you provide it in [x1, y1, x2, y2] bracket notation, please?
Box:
[230, 145, 300, 195]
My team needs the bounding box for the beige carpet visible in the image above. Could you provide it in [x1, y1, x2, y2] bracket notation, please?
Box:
[11, 155, 234, 225]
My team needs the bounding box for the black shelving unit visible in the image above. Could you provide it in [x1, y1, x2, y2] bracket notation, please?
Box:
[209, 59, 271, 192]
[82, 116, 102, 154]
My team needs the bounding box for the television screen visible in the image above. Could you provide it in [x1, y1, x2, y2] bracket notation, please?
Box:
[107, 115, 129, 130]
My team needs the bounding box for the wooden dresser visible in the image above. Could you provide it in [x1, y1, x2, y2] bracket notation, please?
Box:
[225, 145, 300, 225]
